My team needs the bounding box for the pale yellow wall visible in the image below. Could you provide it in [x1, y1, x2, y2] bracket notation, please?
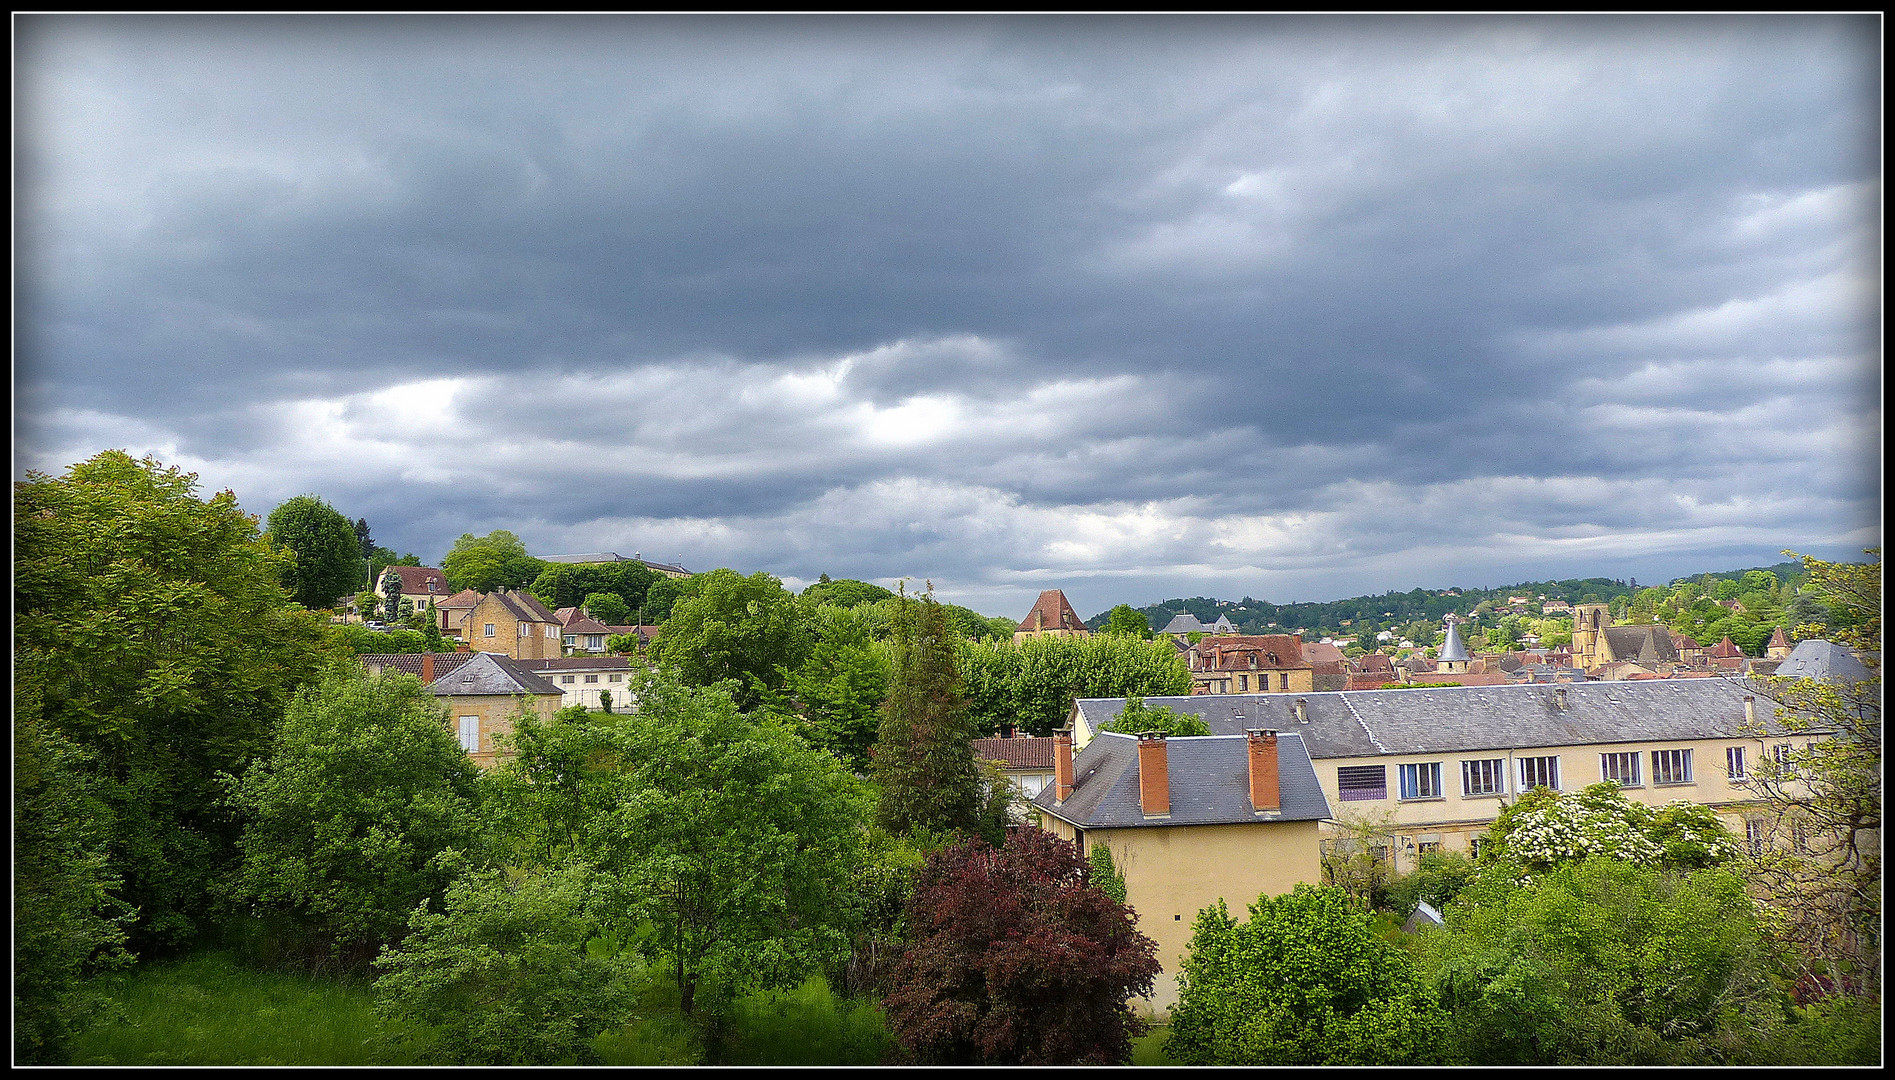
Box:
[1088, 821, 1324, 1015]
[544, 667, 635, 709]
[1317, 734, 1796, 871]
[442, 692, 562, 769]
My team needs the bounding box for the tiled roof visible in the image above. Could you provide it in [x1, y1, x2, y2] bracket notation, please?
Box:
[1354, 653, 1394, 674]
[490, 589, 557, 624]
[1345, 673, 1397, 691]
[515, 656, 636, 672]
[1192, 635, 1310, 672]
[1017, 589, 1087, 633]
[973, 736, 1057, 770]
[1708, 636, 1744, 659]
[360, 652, 477, 682]
[382, 566, 450, 596]
[1406, 672, 1508, 686]
[426, 652, 562, 697]
[1301, 641, 1346, 665]
[563, 614, 612, 635]
[1767, 627, 1792, 649]
[1032, 732, 1331, 828]
[1072, 678, 1813, 759]
[439, 589, 481, 609]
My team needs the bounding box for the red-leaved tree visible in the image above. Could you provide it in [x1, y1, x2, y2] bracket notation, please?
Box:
[882, 828, 1161, 1064]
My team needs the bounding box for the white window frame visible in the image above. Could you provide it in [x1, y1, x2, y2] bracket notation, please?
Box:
[561, 675, 576, 684]
[1651, 748, 1693, 785]
[1398, 761, 1443, 800]
[1461, 758, 1506, 797]
[458, 716, 479, 753]
[584, 674, 599, 684]
[1518, 756, 1561, 791]
[484, 623, 496, 638]
[1600, 751, 1641, 787]
[1726, 746, 1748, 781]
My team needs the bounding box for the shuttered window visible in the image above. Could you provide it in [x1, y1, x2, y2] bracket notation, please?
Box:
[458, 716, 479, 753]
[1337, 765, 1387, 801]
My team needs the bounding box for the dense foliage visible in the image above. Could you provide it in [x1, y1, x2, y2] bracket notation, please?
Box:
[958, 633, 1193, 736]
[372, 864, 636, 1064]
[526, 559, 657, 619]
[760, 602, 891, 772]
[651, 568, 811, 712]
[225, 669, 484, 971]
[14, 451, 335, 952]
[440, 529, 544, 593]
[1483, 783, 1739, 873]
[264, 494, 368, 609]
[1098, 694, 1213, 738]
[882, 830, 1159, 1064]
[1167, 884, 1446, 1065]
[872, 593, 986, 837]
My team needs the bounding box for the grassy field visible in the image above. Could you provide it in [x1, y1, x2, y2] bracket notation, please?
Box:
[1131, 1023, 1178, 1066]
[71, 951, 896, 1066]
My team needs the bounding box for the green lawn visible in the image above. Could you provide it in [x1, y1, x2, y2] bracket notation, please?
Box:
[1131, 1022, 1178, 1065]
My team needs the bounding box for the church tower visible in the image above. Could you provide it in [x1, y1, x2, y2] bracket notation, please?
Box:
[1571, 603, 1611, 671]
[1436, 616, 1470, 675]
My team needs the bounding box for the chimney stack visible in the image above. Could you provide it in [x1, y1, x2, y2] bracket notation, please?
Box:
[1292, 698, 1309, 724]
[1744, 695, 1756, 725]
[1555, 687, 1567, 711]
[1247, 729, 1280, 812]
[1054, 732, 1075, 802]
[1137, 733, 1170, 817]
[422, 652, 435, 684]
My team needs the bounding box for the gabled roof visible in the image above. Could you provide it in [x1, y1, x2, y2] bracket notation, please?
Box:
[1604, 625, 1680, 664]
[1017, 589, 1086, 633]
[484, 588, 558, 624]
[379, 566, 450, 596]
[439, 588, 481, 609]
[1032, 732, 1331, 828]
[1160, 613, 1209, 635]
[1354, 653, 1394, 674]
[562, 613, 612, 636]
[1708, 636, 1744, 659]
[1072, 678, 1809, 759]
[1302, 641, 1346, 665]
[1773, 639, 1873, 685]
[361, 652, 477, 682]
[973, 736, 1057, 770]
[1767, 627, 1792, 649]
[427, 652, 562, 697]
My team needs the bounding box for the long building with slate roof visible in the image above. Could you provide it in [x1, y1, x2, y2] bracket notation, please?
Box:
[1068, 677, 1828, 873]
[1032, 728, 1330, 1014]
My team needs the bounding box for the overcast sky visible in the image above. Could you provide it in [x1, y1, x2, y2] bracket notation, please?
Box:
[15, 15, 1882, 619]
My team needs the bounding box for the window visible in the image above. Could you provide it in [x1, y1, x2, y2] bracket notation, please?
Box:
[1726, 746, 1748, 781]
[1651, 748, 1693, 785]
[484, 623, 496, 637]
[1462, 758, 1506, 796]
[584, 674, 599, 684]
[1237, 674, 1249, 691]
[1600, 752, 1641, 787]
[586, 635, 604, 650]
[547, 625, 558, 638]
[563, 635, 577, 648]
[1470, 836, 1487, 860]
[1398, 762, 1443, 800]
[1417, 833, 1442, 855]
[1337, 765, 1387, 802]
[609, 674, 622, 682]
[1790, 817, 1810, 854]
[1519, 756, 1561, 791]
[1745, 819, 1765, 857]
[561, 675, 576, 685]
[458, 716, 479, 753]
[1280, 673, 1290, 690]
[519, 623, 529, 638]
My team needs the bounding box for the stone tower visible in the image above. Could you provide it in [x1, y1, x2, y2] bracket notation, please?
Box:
[1571, 603, 1610, 671]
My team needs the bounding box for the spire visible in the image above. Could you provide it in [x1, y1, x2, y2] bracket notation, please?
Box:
[1437, 617, 1469, 662]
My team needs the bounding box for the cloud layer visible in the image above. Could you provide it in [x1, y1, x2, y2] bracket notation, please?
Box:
[16, 15, 1881, 618]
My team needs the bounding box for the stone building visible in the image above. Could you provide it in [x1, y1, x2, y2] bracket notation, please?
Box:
[1014, 589, 1091, 644]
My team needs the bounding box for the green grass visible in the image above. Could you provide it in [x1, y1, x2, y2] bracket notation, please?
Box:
[1131, 1022, 1178, 1065]
[717, 976, 896, 1065]
[69, 952, 433, 1066]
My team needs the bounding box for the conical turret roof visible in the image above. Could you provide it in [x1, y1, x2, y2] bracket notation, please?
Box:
[1437, 618, 1469, 662]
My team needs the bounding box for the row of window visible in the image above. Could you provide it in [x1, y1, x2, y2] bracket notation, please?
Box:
[558, 673, 625, 684]
[1231, 672, 1294, 692]
[481, 622, 559, 639]
[1335, 747, 1756, 802]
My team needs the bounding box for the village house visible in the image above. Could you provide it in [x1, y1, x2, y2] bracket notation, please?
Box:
[460, 588, 564, 660]
[360, 651, 563, 768]
[1014, 589, 1092, 644]
[371, 565, 452, 619]
[972, 735, 1059, 809]
[516, 655, 640, 710]
[1069, 676, 1827, 875]
[553, 607, 615, 653]
[1186, 634, 1314, 695]
[436, 588, 481, 639]
[1031, 728, 1331, 1014]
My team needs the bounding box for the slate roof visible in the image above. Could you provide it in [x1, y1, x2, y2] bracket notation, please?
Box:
[426, 652, 562, 697]
[1071, 678, 1811, 759]
[490, 588, 558, 624]
[1773, 639, 1874, 685]
[1161, 613, 1210, 635]
[1017, 589, 1087, 633]
[973, 736, 1057, 770]
[361, 652, 477, 682]
[1032, 732, 1332, 828]
[1604, 625, 1681, 665]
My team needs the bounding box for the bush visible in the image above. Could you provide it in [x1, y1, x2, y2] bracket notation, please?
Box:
[1381, 851, 1477, 917]
[1099, 695, 1212, 738]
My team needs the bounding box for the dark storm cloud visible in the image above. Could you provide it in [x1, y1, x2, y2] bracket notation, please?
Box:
[15, 15, 1879, 617]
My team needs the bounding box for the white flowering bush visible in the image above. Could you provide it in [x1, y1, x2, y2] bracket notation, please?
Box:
[1480, 783, 1735, 874]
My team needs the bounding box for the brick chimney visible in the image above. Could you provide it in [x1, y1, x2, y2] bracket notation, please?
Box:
[1247, 729, 1280, 812]
[422, 653, 435, 684]
[1054, 731, 1075, 802]
[1137, 733, 1170, 817]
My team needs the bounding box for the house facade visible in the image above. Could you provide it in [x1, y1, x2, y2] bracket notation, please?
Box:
[1013, 589, 1092, 644]
[461, 588, 564, 660]
[516, 655, 640, 710]
[972, 735, 1058, 806]
[372, 565, 452, 619]
[359, 651, 562, 768]
[1071, 678, 1821, 874]
[1186, 634, 1314, 695]
[1031, 729, 1331, 1014]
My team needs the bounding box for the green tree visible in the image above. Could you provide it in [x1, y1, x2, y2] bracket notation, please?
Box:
[372, 863, 636, 1065]
[800, 577, 895, 608]
[265, 494, 369, 609]
[1102, 603, 1155, 638]
[441, 530, 543, 593]
[1167, 884, 1447, 1065]
[1481, 783, 1738, 874]
[873, 591, 985, 837]
[1417, 860, 1790, 1064]
[650, 569, 810, 712]
[641, 574, 698, 624]
[12, 710, 132, 1063]
[14, 451, 334, 950]
[766, 602, 891, 772]
[226, 668, 484, 970]
[580, 673, 871, 1017]
[1098, 695, 1213, 737]
[582, 591, 631, 625]
[527, 560, 656, 616]
[958, 634, 1193, 736]
[378, 566, 404, 623]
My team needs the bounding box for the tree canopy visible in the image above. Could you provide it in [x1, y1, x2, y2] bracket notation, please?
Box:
[958, 633, 1193, 736]
[1098, 695, 1212, 738]
[265, 494, 368, 608]
[441, 530, 544, 593]
[651, 569, 811, 712]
